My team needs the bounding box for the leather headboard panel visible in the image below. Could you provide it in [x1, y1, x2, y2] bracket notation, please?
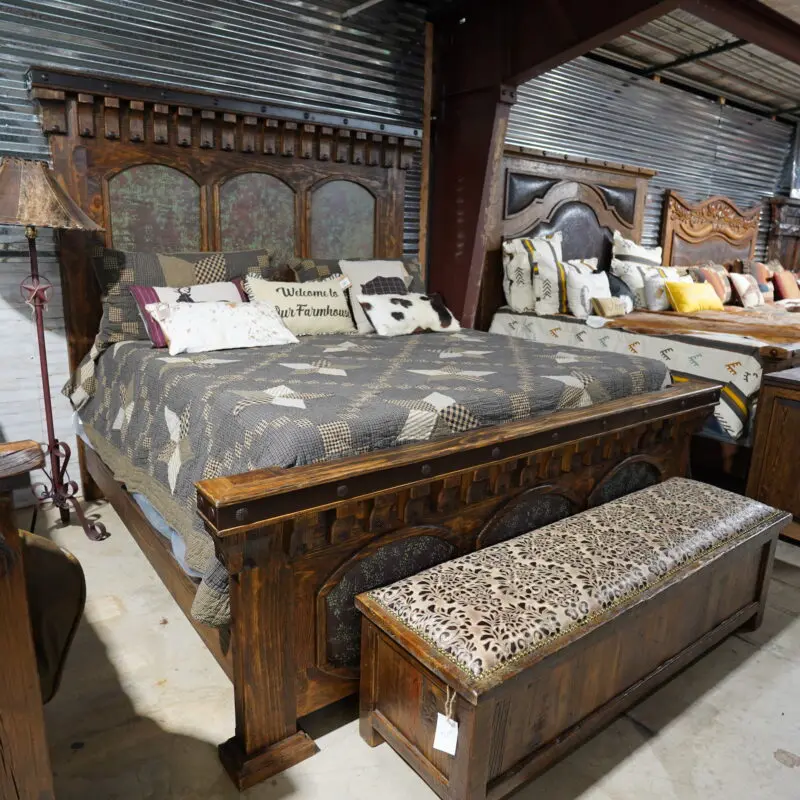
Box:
[507, 174, 559, 217]
[522, 201, 613, 266]
[670, 236, 754, 267]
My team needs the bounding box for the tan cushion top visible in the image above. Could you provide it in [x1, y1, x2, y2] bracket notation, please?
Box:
[366, 478, 783, 683]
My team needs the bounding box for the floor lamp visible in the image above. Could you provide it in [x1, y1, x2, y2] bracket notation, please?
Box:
[0, 157, 107, 540]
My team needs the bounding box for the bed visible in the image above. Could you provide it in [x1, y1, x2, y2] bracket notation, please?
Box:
[487, 153, 800, 448]
[32, 71, 718, 789]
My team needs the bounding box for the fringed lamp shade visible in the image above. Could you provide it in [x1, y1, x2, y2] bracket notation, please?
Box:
[0, 157, 102, 231]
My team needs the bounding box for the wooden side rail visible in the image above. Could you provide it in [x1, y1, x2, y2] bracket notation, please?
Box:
[0, 440, 55, 800]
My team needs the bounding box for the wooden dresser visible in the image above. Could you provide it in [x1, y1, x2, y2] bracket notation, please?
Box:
[747, 367, 800, 543]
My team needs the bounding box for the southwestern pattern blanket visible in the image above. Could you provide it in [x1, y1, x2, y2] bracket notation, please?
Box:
[78, 331, 669, 626]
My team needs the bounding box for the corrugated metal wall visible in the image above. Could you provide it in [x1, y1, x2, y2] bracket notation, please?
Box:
[0, 0, 425, 502]
[507, 57, 794, 258]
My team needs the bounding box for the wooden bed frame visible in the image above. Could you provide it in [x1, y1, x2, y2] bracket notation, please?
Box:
[32, 72, 719, 789]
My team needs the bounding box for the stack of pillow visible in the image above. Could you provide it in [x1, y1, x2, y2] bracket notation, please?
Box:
[501, 229, 800, 319]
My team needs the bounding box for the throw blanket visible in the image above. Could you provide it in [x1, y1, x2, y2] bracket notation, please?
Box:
[79, 332, 668, 626]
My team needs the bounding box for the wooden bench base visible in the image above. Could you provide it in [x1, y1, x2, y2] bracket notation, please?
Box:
[359, 527, 781, 800]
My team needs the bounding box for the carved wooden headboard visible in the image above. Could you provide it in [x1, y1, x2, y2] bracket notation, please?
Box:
[660, 191, 761, 266]
[29, 68, 420, 376]
[477, 147, 655, 328]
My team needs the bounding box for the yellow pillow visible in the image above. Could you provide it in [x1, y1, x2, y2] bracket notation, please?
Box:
[665, 281, 724, 313]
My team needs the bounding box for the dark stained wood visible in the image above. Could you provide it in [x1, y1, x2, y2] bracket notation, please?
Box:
[746, 366, 800, 522]
[768, 197, 800, 271]
[357, 513, 787, 799]
[0, 440, 44, 480]
[0, 442, 55, 800]
[83, 446, 233, 679]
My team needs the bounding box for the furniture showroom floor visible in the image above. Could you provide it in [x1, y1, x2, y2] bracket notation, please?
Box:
[28, 503, 800, 800]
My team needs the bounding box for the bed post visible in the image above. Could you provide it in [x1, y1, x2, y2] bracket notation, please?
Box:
[217, 527, 318, 790]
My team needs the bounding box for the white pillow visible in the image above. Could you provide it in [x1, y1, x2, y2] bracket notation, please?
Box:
[566, 271, 611, 319]
[144, 301, 298, 356]
[644, 272, 693, 311]
[338, 260, 411, 333]
[612, 230, 662, 266]
[356, 293, 460, 337]
[501, 233, 563, 313]
[245, 276, 355, 335]
[564, 258, 599, 274]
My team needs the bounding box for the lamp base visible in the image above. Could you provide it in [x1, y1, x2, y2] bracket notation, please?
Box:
[32, 439, 108, 541]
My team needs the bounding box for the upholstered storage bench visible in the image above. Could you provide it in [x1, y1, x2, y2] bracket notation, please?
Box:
[356, 478, 790, 800]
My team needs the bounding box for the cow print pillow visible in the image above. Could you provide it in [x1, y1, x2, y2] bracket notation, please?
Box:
[356, 292, 461, 337]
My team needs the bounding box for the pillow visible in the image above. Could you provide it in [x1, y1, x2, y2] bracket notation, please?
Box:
[338, 260, 412, 332]
[91, 247, 286, 348]
[742, 260, 773, 284]
[612, 230, 662, 267]
[245, 276, 355, 335]
[357, 293, 460, 336]
[501, 234, 562, 313]
[729, 273, 765, 308]
[144, 301, 298, 356]
[608, 272, 635, 304]
[360, 276, 408, 295]
[773, 271, 800, 300]
[644, 273, 693, 312]
[290, 256, 426, 292]
[765, 258, 785, 274]
[692, 266, 732, 304]
[566, 271, 611, 319]
[591, 296, 633, 318]
[666, 281, 724, 313]
[563, 258, 598, 274]
[130, 281, 244, 347]
[610, 259, 648, 308]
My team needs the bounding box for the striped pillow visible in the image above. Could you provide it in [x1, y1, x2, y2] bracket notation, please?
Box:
[501, 233, 563, 313]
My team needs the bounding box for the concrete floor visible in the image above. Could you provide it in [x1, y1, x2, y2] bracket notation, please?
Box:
[27, 502, 800, 800]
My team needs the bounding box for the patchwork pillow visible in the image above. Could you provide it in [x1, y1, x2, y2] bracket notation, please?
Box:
[338, 259, 413, 333]
[612, 230, 662, 267]
[130, 281, 245, 347]
[289, 256, 426, 292]
[244, 276, 355, 335]
[773, 270, 800, 300]
[591, 296, 633, 318]
[357, 293, 460, 337]
[501, 233, 563, 313]
[143, 301, 298, 356]
[692, 266, 732, 304]
[91, 247, 287, 348]
[566, 271, 611, 319]
[729, 273, 765, 308]
[644, 273, 693, 312]
[665, 281, 723, 313]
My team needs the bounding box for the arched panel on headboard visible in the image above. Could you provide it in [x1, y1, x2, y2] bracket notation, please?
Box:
[310, 179, 376, 259]
[217, 172, 296, 254]
[106, 164, 201, 252]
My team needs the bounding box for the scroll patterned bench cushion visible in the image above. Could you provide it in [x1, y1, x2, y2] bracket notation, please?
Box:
[367, 478, 783, 683]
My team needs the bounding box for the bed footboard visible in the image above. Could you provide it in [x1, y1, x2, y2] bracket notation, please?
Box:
[195, 381, 718, 789]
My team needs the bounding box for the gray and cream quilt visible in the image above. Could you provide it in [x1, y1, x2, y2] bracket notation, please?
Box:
[79, 331, 669, 626]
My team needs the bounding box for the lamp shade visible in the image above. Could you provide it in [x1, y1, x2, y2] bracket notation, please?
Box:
[0, 157, 102, 231]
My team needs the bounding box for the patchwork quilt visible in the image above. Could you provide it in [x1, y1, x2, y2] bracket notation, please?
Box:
[490, 309, 768, 441]
[78, 331, 668, 626]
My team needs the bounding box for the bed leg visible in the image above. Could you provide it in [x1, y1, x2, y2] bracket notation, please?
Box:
[219, 532, 318, 790]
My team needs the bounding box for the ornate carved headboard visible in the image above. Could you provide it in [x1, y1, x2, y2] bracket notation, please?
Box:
[477, 148, 655, 328]
[29, 68, 420, 376]
[661, 191, 761, 266]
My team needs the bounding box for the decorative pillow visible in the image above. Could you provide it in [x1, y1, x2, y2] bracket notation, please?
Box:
[144, 301, 298, 356]
[644, 273, 693, 312]
[566, 271, 611, 319]
[245, 276, 355, 335]
[773, 271, 800, 300]
[692, 266, 732, 303]
[608, 272, 635, 304]
[610, 259, 648, 308]
[591, 296, 633, 318]
[357, 293, 460, 337]
[501, 233, 563, 313]
[130, 281, 244, 347]
[612, 230, 662, 267]
[338, 260, 412, 333]
[743, 260, 773, 284]
[765, 258, 785, 274]
[666, 281, 724, 313]
[290, 256, 425, 292]
[729, 273, 765, 308]
[360, 276, 408, 295]
[91, 247, 288, 348]
[563, 258, 598, 274]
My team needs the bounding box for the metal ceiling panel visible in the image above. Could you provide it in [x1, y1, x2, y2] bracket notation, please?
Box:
[507, 57, 793, 258]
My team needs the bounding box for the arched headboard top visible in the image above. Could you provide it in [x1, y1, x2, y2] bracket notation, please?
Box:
[661, 190, 761, 267]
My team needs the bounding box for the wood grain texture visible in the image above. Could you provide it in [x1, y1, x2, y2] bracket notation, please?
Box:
[0, 441, 43, 481]
[0, 491, 55, 799]
[768, 197, 800, 271]
[358, 518, 785, 800]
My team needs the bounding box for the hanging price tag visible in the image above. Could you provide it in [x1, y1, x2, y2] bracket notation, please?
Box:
[339, 276, 352, 290]
[433, 712, 459, 756]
